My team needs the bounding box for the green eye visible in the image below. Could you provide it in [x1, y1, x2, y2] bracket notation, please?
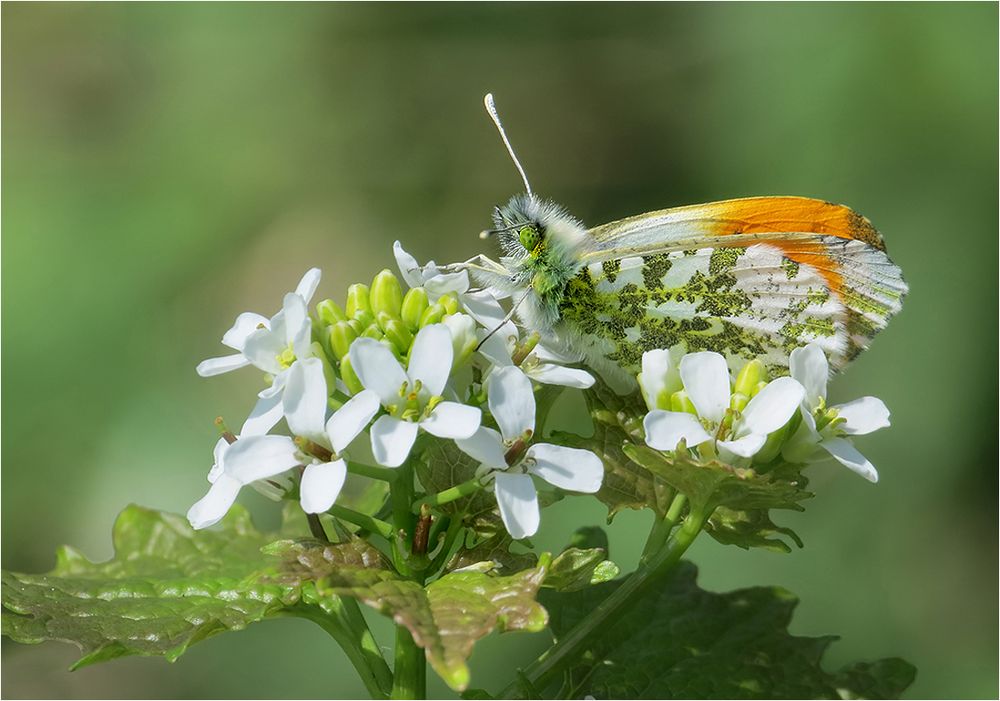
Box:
[519, 226, 542, 252]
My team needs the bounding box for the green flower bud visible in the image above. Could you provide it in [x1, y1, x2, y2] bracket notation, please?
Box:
[734, 359, 767, 398]
[329, 321, 358, 360]
[383, 318, 413, 355]
[362, 323, 384, 340]
[352, 309, 375, 330]
[339, 356, 365, 394]
[316, 299, 347, 326]
[346, 318, 365, 336]
[345, 283, 371, 318]
[753, 380, 768, 397]
[753, 422, 790, 465]
[401, 287, 430, 331]
[670, 390, 697, 414]
[443, 313, 478, 366]
[370, 269, 404, 320]
[439, 292, 460, 316]
[311, 341, 338, 391]
[419, 302, 447, 327]
[380, 338, 403, 360]
[730, 392, 750, 413]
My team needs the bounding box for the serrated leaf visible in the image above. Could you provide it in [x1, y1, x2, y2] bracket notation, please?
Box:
[542, 561, 915, 699]
[2, 504, 297, 669]
[270, 539, 549, 692]
[447, 526, 538, 574]
[706, 506, 804, 553]
[543, 548, 620, 592]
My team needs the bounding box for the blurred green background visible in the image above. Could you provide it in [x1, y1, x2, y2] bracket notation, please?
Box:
[3, 3, 996, 698]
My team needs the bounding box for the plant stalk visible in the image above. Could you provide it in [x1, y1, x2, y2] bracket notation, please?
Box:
[411, 477, 483, 513]
[391, 625, 426, 699]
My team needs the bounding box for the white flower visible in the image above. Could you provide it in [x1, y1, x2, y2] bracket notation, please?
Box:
[455, 366, 603, 539]
[477, 323, 595, 389]
[643, 351, 805, 463]
[349, 324, 482, 467]
[782, 343, 890, 482]
[393, 241, 508, 330]
[187, 358, 380, 529]
[637, 347, 684, 411]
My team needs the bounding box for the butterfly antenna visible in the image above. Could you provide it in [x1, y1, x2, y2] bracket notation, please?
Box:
[474, 287, 531, 352]
[484, 93, 533, 196]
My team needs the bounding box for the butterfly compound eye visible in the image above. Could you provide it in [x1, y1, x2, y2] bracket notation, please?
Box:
[518, 225, 542, 252]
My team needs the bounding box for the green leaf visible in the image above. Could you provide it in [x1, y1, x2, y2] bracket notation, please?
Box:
[705, 506, 804, 554]
[2, 504, 297, 669]
[542, 561, 915, 699]
[413, 437, 495, 518]
[271, 539, 550, 692]
[446, 521, 538, 575]
[543, 548, 619, 592]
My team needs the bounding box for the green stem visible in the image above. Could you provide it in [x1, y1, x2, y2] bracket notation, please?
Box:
[391, 625, 426, 699]
[411, 477, 483, 513]
[639, 493, 687, 563]
[327, 505, 395, 540]
[284, 602, 393, 699]
[502, 504, 712, 698]
[349, 461, 399, 482]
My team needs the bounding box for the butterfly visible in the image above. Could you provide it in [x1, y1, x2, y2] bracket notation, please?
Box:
[470, 95, 907, 392]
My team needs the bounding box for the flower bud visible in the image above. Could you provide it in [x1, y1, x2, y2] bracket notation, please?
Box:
[383, 317, 413, 354]
[419, 302, 447, 327]
[362, 323, 384, 341]
[329, 321, 358, 360]
[734, 359, 767, 398]
[670, 390, 697, 414]
[370, 269, 403, 320]
[401, 287, 430, 331]
[443, 313, 478, 366]
[439, 292, 460, 316]
[316, 299, 347, 326]
[346, 318, 365, 336]
[753, 422, 790, 465]
[345, 283, 371, 318]
[380, 338, 403, 360]
[339, 356, 365, 394]
[730, 392, 749, 413]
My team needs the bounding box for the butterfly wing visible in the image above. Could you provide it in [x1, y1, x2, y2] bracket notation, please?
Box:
[557, 197, 905, 385]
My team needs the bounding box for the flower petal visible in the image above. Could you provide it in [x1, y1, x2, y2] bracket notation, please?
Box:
[476, 327, 516, 367]
[294, 268, 322, 304]
[283, 358, 328, 442]
[488, 366, 536, 441]
[222, 312, 270, 350]
[420, 401, 481, 439]
[494, 472, 540, 540]
[454, 427, 507, 469]
[349, 337, 408, 406]
[407, 324, 453, 397]
[327, 389, 381, 454]
[532, 343, 580, 364]
[789, 343, 829, 408]
[282, 293, 311, 356]
[242, 328, 285, 375]
[835, 397, 891, 435]
[679, 352, 731, 425]
[258, 370, 288, 399]
[196, 354, 251, 377]
[187, 474, 242, 529]
[424, 271, 470, 298]
[223, 435, 301, 484]
[638, 349, 682, 411]
[369, 415, 418, 467]
[526, 444, 603, 493]
[740, 377, 805, 437]
[208, 438, 229, 483]
[460, 289, 507, 330]
[393, 241, 428, 288]
[300, 459, 347, 514]
[240, 392, 284, 436]
[643, 410, 712, 451]
[529, 363, 595, 389]
[717, 433, 767, 459]
[821, 437, 879, 483]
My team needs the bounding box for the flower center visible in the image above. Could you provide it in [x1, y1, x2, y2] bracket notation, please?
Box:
[387, 380, 444, 422]
[277, 344, 297, 369]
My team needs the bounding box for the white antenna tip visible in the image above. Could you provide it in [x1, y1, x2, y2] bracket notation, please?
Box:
[482, 93, 533, 196]
[479, 230, 491, 240]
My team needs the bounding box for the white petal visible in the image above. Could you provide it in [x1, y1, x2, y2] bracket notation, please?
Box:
[526, 444, 603, 493]
[532, 343, 580, 364]
[494, 472, 540, 540]
[300, 459, 347, 514]
[187, 474, 241, 529]
[349, 337, 408, 406]
[789, 343, 829, 408]
[821, 437, 879, 483]
[240, 392, 284, 436]
[294, 268, 322, 304]
[369, 415, 418, 467]
[258, 369, 289, 399]
[222, 312, 270, 351]
[488, 366, 536, 441]
[283, 358, 328, 442]
[740, 377, 805, 437]
[638, 349, 681, 411]
[407, 324, 453, 397]
[454, 426, 508, 469]
[679, 352, 731, 425]
[643, 410, 712, 451]
[835, 397, 891, 435]
[242, 328, 285, 374]
[223, 435, 301, 484]
[196, 354, 250, 377]
[393, 241, 428, 288]
[326, 389, 381, 454]
[282, 293, 310, 349]
[460, 289, 507, 330]
[717, 433, 767, 458]
[424, 271, 470, 298]
[208, 438, 229, 483]
[476, 327, 516, 367]
[420, 402, 481, 439]
[528, 363, 595, 389]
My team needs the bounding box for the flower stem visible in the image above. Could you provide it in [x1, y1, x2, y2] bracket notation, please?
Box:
[391, 624, 426, 699]
[410, 477, 483, 513]
[349, 461, 399, 482]
[327, 505, 395, 540]
[639, 493, 686, 563]
[501, 504, 712, 698]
